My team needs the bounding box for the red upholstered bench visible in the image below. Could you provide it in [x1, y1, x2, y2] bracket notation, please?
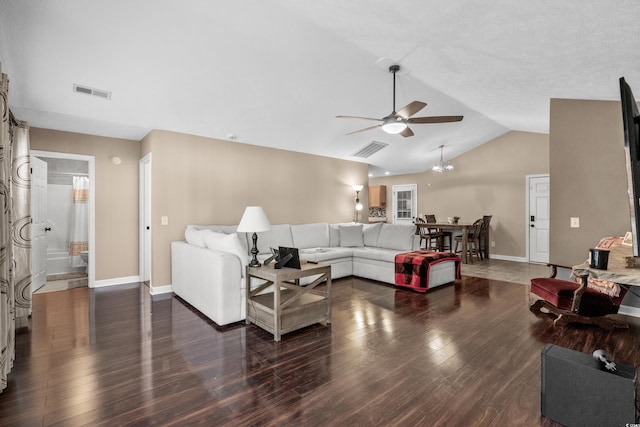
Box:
[394, 250, 461, 293]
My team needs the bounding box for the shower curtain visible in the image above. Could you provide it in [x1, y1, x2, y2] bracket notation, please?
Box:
[0, 65, 31, 394]
[69, 176, 89, 267]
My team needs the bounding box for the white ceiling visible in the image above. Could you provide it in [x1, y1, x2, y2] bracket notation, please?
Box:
[1, 0, 639, 176]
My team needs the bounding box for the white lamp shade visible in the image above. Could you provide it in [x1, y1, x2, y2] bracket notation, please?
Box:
[236, 206, 271, 232]
[352, 184, 364, 192]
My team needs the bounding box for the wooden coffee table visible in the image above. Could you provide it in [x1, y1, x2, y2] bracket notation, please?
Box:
[246, 262, 331, 341]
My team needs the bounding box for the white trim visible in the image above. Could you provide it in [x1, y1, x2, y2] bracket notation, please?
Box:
[618, 305, 640, 318]
[149, 284, 173, 295]
[93, 275, 141, 288]
[488, 254, 529, 263]
[139, 153, 152, 285]
[31, 150, 96, 289]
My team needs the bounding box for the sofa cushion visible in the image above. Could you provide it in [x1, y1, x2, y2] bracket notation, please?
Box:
[256, 224, 293, 254]
[376, 223, 415, 251]
[329, 224, 340, 247]
[203, 231, 249, 275]
[291, 223, 330, 249]
[300, 247, 354, 262]
[339, 224, 364, 247]
[363, 222, 383, 246]
[351, 247, 400, 262]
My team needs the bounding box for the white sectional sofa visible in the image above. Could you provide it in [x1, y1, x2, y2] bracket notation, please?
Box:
[171, 222, 458, 326]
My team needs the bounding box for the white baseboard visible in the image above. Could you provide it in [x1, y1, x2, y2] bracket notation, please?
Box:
[488, 254, 529, 263]
[150, 284, 173, 295]
[618, 304, 640, 319]
[93, 275, 141, 288]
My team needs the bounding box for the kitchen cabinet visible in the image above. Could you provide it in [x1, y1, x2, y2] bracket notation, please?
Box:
[369, 185, 386, 208]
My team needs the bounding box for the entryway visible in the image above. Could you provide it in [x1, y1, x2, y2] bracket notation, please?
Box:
[527, 174, 550, 263]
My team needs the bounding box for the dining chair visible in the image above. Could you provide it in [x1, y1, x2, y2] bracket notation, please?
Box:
[425, 214, 451, 251]
[479, 215, 492, 260]
[415, 217, 441, 251]
[453, 218, 483, 262]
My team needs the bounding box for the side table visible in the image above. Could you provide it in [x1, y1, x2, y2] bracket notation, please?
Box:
[246, 262, 332, 341]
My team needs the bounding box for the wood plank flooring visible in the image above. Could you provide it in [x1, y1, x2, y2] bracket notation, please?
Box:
[1, 274, 639, 426]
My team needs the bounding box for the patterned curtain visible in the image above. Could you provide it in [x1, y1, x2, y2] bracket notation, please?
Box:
[69, 176, 89, 267]
[0, 65, 31, 393]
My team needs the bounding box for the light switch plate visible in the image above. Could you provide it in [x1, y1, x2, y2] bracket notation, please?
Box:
[570, 217, 579, 228]
[161, 216, 169, 226]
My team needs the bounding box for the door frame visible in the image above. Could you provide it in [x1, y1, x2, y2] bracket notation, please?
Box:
[139, 153, 152, 285]
[392, 183, 418, 224]
[526, 173, 550, 263]
[31, 150, 96, 288]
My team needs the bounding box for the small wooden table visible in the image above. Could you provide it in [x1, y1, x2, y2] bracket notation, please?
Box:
[246, 262, 331, 341]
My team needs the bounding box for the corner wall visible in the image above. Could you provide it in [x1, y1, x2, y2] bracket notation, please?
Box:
[371, 131, 549, 259]
[549, 99, 629, 266]
[141, 130, 369, 288]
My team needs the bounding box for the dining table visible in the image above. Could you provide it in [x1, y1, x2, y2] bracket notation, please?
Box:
[415, 222, 486, 264]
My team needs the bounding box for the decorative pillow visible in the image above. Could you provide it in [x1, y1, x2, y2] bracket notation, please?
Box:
[339, 224, 364, 247]
[185, 228, 211, 247]
[203, 231, 249, 274]
[329, 224, 341, 247]
[363, 222, 383, 246]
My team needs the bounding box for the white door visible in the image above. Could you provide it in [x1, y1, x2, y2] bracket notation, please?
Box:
[30, 156, 47, 292]
[392, 184, 417, 225]
[529, 175, 550, 263]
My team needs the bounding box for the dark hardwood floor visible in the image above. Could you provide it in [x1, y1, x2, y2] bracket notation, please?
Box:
[2, 275, 639, 426]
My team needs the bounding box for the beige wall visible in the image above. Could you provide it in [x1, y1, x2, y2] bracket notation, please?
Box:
[29, 128, 141, 281]
[141, 130, 369, 288]
[371, 131, 549, 259]
[549, 99, 629, 266]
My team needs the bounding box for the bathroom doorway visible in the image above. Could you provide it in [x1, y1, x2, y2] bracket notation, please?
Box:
[31, 150, 95, 290]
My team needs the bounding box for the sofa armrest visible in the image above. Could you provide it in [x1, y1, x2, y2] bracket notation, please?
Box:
[171, 241, 245, 325]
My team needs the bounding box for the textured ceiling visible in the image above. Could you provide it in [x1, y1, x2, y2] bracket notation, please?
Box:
[0, 0, 638, 176]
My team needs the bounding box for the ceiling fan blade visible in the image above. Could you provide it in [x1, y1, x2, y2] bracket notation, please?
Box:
[345, 124, 382, 136]
[408, 115, 464, 124]
[397, 101, 427, 119]
[336, 115, 381, 121]
[400, 127, 414, 138]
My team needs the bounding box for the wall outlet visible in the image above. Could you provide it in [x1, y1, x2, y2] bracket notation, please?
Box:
[161, 216, 169, 226]
[570, 217, 579, 228]
[490, 241, 496, 247]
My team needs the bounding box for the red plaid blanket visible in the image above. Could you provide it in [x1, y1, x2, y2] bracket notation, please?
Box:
[394, 250, 461, 292]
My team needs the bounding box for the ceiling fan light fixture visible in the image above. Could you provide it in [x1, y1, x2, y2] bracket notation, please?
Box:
[381, 121, 407, 134]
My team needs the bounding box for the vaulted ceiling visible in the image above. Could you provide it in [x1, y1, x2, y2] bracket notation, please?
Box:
[1, 1, 638, 176]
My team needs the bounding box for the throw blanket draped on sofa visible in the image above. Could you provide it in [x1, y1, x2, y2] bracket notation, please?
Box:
[394, 250, 461, 292]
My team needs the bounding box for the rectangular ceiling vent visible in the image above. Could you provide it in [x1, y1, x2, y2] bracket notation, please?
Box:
[352, 141, 388, 158]
[73, 84, 112, 100]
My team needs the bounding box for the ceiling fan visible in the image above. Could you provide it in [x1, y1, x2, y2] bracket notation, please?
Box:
[336, 65, 463, 137]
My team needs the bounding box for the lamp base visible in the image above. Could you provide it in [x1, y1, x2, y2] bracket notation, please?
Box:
[249, 232, 261, 267]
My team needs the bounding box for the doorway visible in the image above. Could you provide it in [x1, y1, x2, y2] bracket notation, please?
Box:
[527, 174, 550, 263]
[31, 150, 95, 288]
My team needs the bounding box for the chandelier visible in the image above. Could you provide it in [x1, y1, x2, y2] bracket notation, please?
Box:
[432, 145, 454, 173]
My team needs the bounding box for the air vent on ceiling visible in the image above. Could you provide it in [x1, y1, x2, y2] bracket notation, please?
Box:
[352, 141, 388, 158]
[73, 84, 112, 100]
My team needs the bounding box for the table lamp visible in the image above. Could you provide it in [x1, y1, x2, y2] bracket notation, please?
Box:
[237, 206, 272, 267]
